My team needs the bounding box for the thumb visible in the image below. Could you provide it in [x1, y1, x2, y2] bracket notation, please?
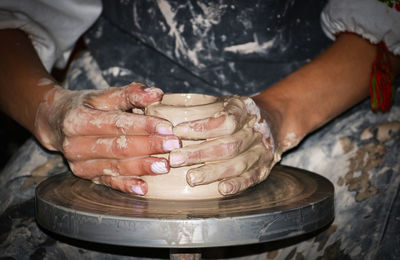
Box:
[84, 82, 164, 111]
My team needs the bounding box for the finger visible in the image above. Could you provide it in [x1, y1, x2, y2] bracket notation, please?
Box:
[186, 143, 268, 186]
[173, 98, 249, 139]
[84, 82, 163, 111]
[174, 114, 236, 140]
[64, 135, 181, 161]
[63, 107, 173, 136]
[70, 157, 170, 179]
[169, 127, 261, 167]
[218, 165, 270, 196]
[93, 175, 148, 195]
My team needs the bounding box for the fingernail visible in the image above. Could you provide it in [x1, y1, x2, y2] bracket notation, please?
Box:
[156, 123, 173, 135]
[132, 185, 144, 195]
[144, 87, 163, 94]
[187, 170, 204, 186]
[169, 152, 186, 167]
[151, 161, 169, 174]
[219, 181, 234, 195]
[163, 139, 181, 151]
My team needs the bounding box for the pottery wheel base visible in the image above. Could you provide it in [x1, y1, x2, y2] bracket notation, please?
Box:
[35, 165, 334, 248]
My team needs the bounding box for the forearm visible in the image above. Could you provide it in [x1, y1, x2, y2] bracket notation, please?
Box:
[254, 33, 400, 153]
[0, 29, 56, 133]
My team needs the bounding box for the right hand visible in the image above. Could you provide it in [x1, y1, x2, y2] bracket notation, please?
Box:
[170, 95, 279, 196]
[33, 82, 181, 195]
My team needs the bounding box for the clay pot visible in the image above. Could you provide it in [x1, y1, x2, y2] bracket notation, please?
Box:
[143, 93, 224, 200]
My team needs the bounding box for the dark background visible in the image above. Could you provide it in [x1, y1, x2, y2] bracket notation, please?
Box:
[0, 113, 30, 170]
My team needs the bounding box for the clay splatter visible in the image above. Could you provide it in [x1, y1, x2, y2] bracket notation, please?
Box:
[336, 121, 400, 202]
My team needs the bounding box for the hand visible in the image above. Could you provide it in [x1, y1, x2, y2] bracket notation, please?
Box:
[33, 82, 181, 195]
[169, 95, 280, 195]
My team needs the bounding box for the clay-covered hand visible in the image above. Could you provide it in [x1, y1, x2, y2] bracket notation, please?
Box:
[169, 95, 280, 195]
[33, 82, 181, 195]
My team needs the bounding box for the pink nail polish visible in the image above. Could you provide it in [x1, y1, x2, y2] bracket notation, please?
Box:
[156, 123, 173, 135]
[163, 139, 181, 151]
[132, 185, 144, 195]
[151, 161, 169, 174]
[144, 87, 163, 94]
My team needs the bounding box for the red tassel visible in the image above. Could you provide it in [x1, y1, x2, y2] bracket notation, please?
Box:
[369, 42, 395, 113]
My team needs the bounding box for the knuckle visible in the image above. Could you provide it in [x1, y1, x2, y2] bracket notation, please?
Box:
[103, 161, 121, 176]
[218, 166, 236, 179]
[115, 112, 134, 134]
[111, 136, 130, 157]
[148, 136, 157, 152]
[257, 167, 269, 181]
[62, 109, 79, 136]
[224, 141, 241, 157]
[235, 160, 248, 172]
[62, 140, 74, 159]
[68, 162, 78, 175]
[113, 161, 122, 174]
[191, 149, 203, 162]
[224, 115, 238, 133]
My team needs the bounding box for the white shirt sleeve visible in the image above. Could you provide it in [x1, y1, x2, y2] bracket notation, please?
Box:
[321, 0, 400, 55]
[0, 0, 102, 71]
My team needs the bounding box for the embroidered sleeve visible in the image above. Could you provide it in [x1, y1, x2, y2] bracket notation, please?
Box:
[321, 0, 400, 55]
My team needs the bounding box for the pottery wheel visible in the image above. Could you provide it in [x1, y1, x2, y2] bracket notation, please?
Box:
[35, 165, 334, 248]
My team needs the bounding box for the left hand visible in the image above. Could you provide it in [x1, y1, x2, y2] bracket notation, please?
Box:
[34, 82, 179, 195]
[169, 95, 280, 195]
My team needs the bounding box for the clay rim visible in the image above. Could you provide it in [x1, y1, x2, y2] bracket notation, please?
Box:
[161, 93, 218, 106]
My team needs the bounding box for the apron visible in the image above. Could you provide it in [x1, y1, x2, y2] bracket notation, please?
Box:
[1, 0, 400, 259]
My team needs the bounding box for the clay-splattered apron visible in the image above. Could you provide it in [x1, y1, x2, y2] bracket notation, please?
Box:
[1, 0, 399, 259]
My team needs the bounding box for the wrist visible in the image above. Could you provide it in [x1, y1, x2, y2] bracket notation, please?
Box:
[33, 85, 70, 151]
[253, 94, 306, 154]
